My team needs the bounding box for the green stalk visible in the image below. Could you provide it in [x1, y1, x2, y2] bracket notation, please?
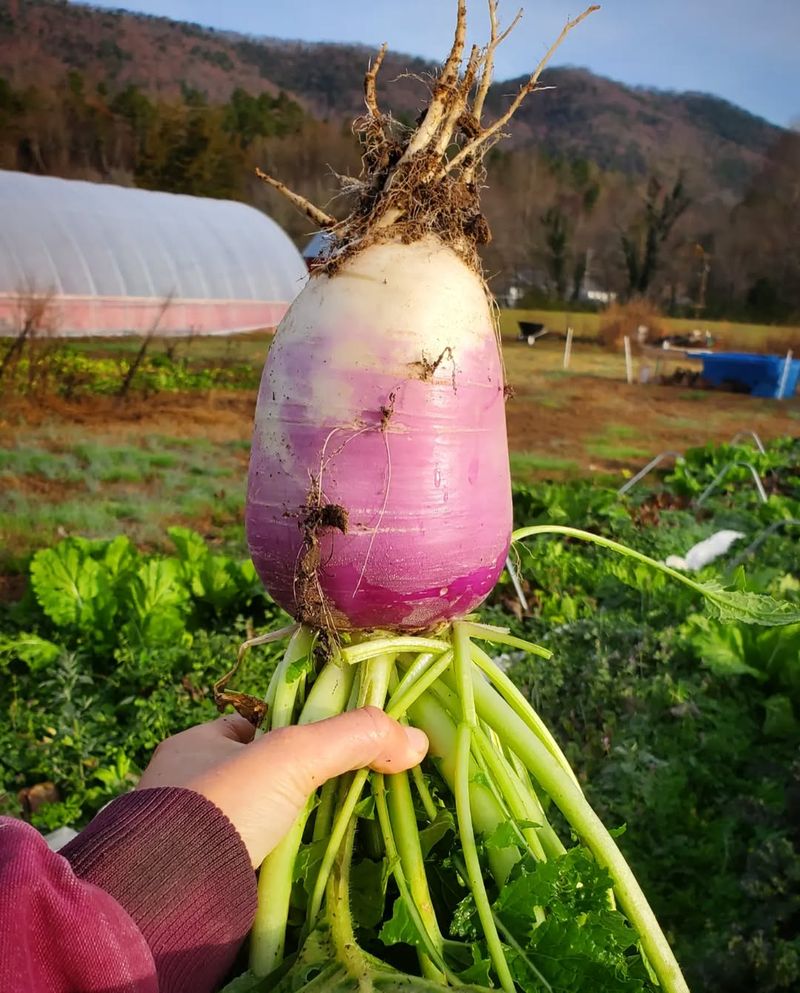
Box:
[472, 725, 547, 864]
[461, 620, 552, 659]
[407, 692, 518, 885]
[327, 816, 372, 981]
[454, 723, 516, 993]
[372, 773, 457, 982]
[504, 747, 566, 860]
[391, 651, 438, 697]
[250, 798, 314, 977]
[513, 523, 797, 625]
[411, 762, 438, 822]
[386, 770, 446, 982]
[469, 643, 580, 788]
[298, 659, 355, 726]
[304, 664, 357, 843]
[387, 652, 453, 721]
[468, 670, 689, 993]
[313, 779, 338, 843]
[269, 626, 315, 729]
[251, 636, 352, 977]
[304, 653, 395, 931]
[452, 623, 477, 724]
[512, 524, 702, 587]
[342, 637, 450, 665]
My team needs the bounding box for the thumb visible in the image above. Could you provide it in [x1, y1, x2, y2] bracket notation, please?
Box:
[268, 707, 430, 784]
[187, 708, 428, 866]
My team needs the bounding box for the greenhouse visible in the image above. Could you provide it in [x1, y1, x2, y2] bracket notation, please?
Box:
[0, 170, 307, 336]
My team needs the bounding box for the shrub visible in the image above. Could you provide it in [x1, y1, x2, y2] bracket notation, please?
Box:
[598, 298, 666, 350]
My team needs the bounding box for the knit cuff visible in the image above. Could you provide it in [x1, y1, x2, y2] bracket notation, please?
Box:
[62, 788, 257, 993]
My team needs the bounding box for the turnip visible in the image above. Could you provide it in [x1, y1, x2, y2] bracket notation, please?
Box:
[219, 6, 800, 992]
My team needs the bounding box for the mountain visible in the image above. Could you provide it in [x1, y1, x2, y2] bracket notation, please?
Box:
[0, 0, 783, 197]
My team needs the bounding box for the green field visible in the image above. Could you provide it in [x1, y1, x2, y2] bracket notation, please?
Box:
[499, 308, 799, 350]
[2, 326, 800, 993]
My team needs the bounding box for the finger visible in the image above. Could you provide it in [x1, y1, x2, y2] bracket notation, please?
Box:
[254, 707, 429, 791]
[207, 713, 258, 744]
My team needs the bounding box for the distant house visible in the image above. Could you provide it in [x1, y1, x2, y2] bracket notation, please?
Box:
[581, 278, 617, 306]
[0, 171, 308, 337]
[500, 265, 616, 309]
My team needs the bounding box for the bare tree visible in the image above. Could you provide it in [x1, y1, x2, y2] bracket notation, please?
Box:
[0, 283, 58, 388]
[117, 293, 173, 398]
[621, 174, 690, 298]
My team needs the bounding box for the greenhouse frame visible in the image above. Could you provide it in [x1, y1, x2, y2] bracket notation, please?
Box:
[0, 170, 307, 337]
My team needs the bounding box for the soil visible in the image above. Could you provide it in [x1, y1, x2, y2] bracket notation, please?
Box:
[2, 392, 255, 443]
[505, 376, 800, 471]
[4, 374, 798, 477]
[2, 366, 797, 602]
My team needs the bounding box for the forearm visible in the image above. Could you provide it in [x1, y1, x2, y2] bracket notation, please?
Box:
[0, 787, 258, 993]
[62, 788, 258, 993]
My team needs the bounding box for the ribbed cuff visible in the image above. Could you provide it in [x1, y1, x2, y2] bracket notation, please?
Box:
[62, 788, 258, 993]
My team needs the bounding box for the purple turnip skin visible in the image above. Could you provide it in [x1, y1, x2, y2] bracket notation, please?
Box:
[246, 237, 512, 630]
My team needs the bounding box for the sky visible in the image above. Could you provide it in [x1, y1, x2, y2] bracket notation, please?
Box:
[84, 0, 799, 127]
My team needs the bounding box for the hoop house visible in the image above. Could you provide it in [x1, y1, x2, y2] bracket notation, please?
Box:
[0, 170, 307, 337]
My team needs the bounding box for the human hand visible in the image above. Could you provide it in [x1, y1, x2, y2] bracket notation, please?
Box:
[136, 708, 428, 867]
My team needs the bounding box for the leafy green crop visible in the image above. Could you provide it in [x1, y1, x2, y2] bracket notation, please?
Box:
[2, 438, 799, 992]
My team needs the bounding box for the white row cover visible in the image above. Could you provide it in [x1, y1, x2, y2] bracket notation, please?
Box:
[0, 170, 307, 303]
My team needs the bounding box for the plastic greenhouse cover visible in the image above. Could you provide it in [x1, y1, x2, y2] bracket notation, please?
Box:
[0, 170, 307, 303]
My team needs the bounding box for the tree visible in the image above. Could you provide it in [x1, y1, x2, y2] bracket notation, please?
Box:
[620, 174, 690, 298]
[541, 206, 569, 299]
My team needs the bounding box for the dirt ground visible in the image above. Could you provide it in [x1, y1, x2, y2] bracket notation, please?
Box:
[2, 337, 798, 590]
[1, 391, 254, 443]
[4, 339, 799, 475]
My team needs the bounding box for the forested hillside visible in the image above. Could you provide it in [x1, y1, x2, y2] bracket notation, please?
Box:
[0, 0, 797, 320]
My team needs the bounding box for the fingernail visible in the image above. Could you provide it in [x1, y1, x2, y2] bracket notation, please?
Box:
[403, 726, 429, 755]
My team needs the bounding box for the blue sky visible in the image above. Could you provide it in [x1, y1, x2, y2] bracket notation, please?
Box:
[85, 0, 799, 127]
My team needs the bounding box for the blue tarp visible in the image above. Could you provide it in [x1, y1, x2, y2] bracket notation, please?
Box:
[700, 352, 800, 399]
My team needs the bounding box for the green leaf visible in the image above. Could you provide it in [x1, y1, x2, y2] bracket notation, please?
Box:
[682, 614, 763, 679]
[102, 535, 139, 583]
[763, 694, 798, 737]
[419, 809, 455, 857]
[350, 858, 387, 928]
[0, 633, 62, 670]
[285, 651, 313, 683]
[698, 581, 800, 627]
[458, 945, 493, 986]
[379, 895, 427, 949]
[125, 557, 189, 644]
[168, 526, 209, 571]
[292, 839, 326, 888]
[191, 554, 241, 611]
[353, 795, 376, 820]
[450, 895, 479, 940]
[217, 972, 267, 993]
[484, 819, 538, 852]
[30, 541, 104, 628]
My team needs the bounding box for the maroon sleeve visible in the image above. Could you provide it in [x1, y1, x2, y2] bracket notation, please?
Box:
[62, 787, 259, 993]
[0, 816, 158, 993]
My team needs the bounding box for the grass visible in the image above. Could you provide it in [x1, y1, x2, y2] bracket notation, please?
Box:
[0, 432, 248, 570]
[584, 425, 651, 463]
[584, 441, 651, 462]
[509, 452, 579, 480]
[498, 308, 800, 351]
[2, 330, 798, 577]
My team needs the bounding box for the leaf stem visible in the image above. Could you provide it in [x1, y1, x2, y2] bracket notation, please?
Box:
[386, 769, 447, 981]
[373, 773, 456, 981]
[454, 723, 516, 993]
[468, 669, 690, 993]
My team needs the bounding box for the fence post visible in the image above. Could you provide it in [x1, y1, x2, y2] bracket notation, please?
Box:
[777, 350, 794, 400]
[563, 327, 574, 369]
[623, 335, 633, 384]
